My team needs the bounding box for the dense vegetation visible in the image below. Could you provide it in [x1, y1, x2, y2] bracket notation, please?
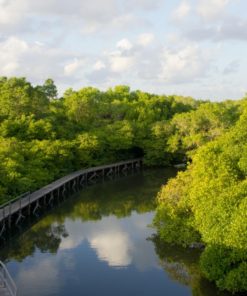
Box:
[0, 76, 204, 203]
[0, 76, 246, 293]
[154, 102, 247, 292]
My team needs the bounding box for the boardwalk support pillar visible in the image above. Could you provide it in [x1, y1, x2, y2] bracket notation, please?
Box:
[15, 210, 25, 226]
[33, 200, 40, 215]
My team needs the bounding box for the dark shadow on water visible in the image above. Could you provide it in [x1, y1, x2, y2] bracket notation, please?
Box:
[151, 236, 245, 296]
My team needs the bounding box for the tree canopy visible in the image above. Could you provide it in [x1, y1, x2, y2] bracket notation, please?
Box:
[0, 77, 246, 293]
[0, 77, 209, 202]
[154, 98, 247, 293]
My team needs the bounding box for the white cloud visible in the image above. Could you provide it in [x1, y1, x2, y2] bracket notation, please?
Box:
[110, 13, 150, 31]
[64, 59, 85, 76]
[0, 36, 76, 83]
[223, 60, 239, 75]
[0, 0, 246, 100]
[84, 34, 214, 87]
[110, 55, 135, 73]
[106, 44, 135, 73]
[88, 35, 157, 79]
[0, 0, 118, 23]
[172, 1, 191, 21]
[197, 0, 230, 20]
[2, 62, 19, 75]
[1, 36, 28, 52]
[0, 0, 156, 35]
[124, 0, 163, 10]
[171, 1, 247, 43]
[159, 44, 212, 83]
[80, 12, 151, 35]
[185, 17, 247, 42]
[0, 0, 26, 26]
[93, 60, 106, 71]
[0, 37, 28, 75]
[137, 33, 155, 47]
[116, 38, 133, 51]
[0, 37, 27, 75]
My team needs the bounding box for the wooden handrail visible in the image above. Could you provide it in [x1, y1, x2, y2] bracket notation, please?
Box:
[0, 158, 143, 225]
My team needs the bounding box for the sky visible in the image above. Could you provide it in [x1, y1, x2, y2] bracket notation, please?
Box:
[0, 0, 247, 100]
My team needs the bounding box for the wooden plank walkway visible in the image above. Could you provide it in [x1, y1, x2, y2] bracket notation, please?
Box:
[0, 158, 142, 234]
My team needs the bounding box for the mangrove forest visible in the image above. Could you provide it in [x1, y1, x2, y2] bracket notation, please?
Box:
[0, 77, 246, 294]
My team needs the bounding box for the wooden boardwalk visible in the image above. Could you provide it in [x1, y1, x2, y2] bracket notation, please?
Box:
[0, 158, 142, 236]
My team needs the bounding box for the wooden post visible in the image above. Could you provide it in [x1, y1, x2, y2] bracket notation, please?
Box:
[0, 221, 6, 238]
[49, 191, 54, 205]
[15, 209, 24, 226]
[8, 203, 12, 228]
[33, 200, 40, 215]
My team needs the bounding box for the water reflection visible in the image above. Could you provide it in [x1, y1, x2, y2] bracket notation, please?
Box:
[17, 258, 60, 296]
[152, 237, 233, 296]
[0, 169, 173, 262]
[0, 168, 230, 296]
[58, 212, 157, 269]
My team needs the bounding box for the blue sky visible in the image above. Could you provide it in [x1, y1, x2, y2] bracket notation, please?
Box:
[0, 0, 246, 100]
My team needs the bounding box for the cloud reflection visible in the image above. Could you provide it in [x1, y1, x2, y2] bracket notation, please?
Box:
[16, 259, 59, 296]
[90, 230, 132, 267]
[59, 212, 158, 270]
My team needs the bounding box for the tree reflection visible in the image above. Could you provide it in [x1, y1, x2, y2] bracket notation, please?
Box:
[1, 223, 68, 262]
[152, 236, 233, 296]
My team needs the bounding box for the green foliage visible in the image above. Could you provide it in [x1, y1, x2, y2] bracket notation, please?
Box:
[63, 87, 101, 126]
[200, 245, 247, 292]
[0, 77, 49, 119]
[0, 115, 54, 140]
[154, 102, 247, 293]
[74, 133, 100, 167]
[167, 101, 240, 158]
[154, 171, 201, 246]
[39, 78, 58, 100]
[0, 78, 205, 202]
[0, 77, 246, 292]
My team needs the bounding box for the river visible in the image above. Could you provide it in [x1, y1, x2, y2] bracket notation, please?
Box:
[0, 168, 230, 296]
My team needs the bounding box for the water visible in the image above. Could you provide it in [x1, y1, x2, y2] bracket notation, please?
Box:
[0, 169, 229, 296]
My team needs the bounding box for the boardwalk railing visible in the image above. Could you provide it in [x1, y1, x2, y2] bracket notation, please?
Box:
[0, 261, 17, 296]
[0, 158, 142, 236]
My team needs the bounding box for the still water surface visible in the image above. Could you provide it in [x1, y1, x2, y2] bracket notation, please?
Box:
[0, 169, 229, 296]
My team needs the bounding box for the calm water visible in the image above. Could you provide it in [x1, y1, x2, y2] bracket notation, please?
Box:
[0, 169, 229, 296]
